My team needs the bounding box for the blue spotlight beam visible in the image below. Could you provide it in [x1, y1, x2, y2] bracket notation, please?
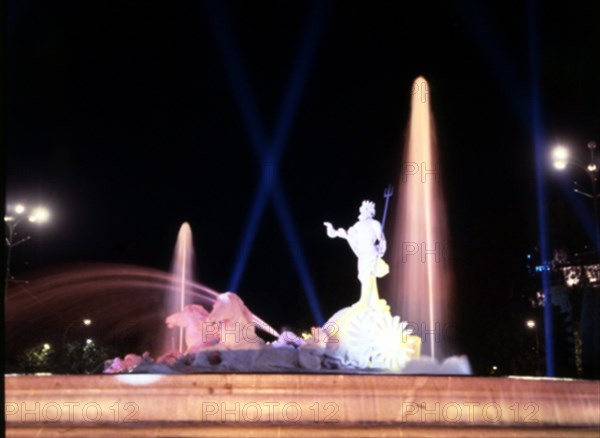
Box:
[455, 1, 529, 124]
[268, 0, 330, 160]
[467, 0, 555, 377]
[202, 0, 272, 293]
[226, 176, 271, 292]
[201, 0, 267, 149]
[227, 0, 329, 301]
[271, 187, 324, 324]
[203, 0, 329, 324]
[208, 0, 326, 288]
[529, 0, 554, 377]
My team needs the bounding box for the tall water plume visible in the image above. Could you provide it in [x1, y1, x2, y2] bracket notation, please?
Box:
[164, 222, 195, 353]
[388, 77, 452, 360]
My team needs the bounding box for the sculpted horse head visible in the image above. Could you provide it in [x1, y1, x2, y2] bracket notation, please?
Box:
[165, 304, 209, 329]
[208, 293, 253, 325]
[207, 292, 261, 348]
[165, 304, 218, 353]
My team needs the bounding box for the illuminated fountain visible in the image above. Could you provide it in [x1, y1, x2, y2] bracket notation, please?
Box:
[389, 76, 452, 361]
[318, 76, 462, 371]
[322, 201, 423, 370]
[5, 78, 600, 437]
[166, 222, 195, 354]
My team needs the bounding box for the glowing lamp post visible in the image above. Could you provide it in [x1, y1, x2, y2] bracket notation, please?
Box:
[4, 203, 50, 291]
[551, 146, 569, 170]
[552, 141, 600, 258]
[526, 319, 541, 374]
[62, 318, 93, 348]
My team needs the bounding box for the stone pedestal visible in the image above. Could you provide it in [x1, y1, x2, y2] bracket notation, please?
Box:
[5, 374, 599, 437]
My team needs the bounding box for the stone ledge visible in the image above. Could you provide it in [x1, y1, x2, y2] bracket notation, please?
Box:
[6, 424, 600, 438]
[5, 374, 600, 437]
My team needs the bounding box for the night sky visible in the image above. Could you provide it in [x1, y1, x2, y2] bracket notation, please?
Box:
[5, 0, 600, 372]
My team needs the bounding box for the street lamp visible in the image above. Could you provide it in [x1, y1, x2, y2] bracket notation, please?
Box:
[552, 146, 569, 170]
[526, 319, 541, 374]
[62, 318, 93, 348]
[4, 203, 50, 291]
[551, 140, 600, 259]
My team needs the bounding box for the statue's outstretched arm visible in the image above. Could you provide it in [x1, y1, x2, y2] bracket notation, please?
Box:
[324, 222, 347, 239]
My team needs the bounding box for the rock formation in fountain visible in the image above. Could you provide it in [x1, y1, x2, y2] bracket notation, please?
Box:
[323, 201, 421, 370]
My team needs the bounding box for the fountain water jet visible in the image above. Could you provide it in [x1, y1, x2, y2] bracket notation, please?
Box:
[389, 76, 452, 360]
[166, 222, 195, 354]
[4, 263, 221, 367]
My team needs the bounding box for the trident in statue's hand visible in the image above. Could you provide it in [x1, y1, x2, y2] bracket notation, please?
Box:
[381, 184, 394, 230]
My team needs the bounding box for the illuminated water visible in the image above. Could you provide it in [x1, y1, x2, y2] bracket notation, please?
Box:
[5, 220, 280, 365]
[7, 77, 454, 368]
[5, 264, 219, 359]
[388, 77, 452, 360]
[166, 222, 195, 353]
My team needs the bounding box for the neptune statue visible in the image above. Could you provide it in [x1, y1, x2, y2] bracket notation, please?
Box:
[322, 200, 420, 370]
[324, 200, 389, 307]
